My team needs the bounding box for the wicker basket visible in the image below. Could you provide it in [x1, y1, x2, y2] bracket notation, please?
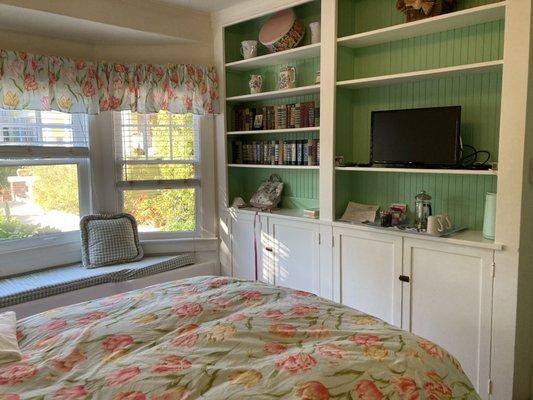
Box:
[401, 0, 456, 22]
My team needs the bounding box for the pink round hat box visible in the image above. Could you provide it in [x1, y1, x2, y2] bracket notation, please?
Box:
[259, 8, 305, 53]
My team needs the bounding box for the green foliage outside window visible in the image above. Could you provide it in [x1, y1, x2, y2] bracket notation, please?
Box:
[29, 165, 80, 214]
[0, 214, 59, 240]
[122, 112, 197, 232]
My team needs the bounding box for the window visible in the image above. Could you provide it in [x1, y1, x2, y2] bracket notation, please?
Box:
[114, 111, 200, 236]
[0, 109, 90, 242]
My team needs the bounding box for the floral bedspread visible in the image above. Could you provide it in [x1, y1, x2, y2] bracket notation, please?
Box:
[0, 276, 479, 399]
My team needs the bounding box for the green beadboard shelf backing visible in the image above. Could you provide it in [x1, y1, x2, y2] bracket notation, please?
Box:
[336, 70, 502, 164]
[226, 93, 320, 132]
[226, 92, 321, 211]
[337, 20, 504, 81]
[226, 56, 320, 98]
[335, 171, 497, 230]
[224, 1, 321, 64]
[228, 167, 320, 210]
[337, 0, 503, 38]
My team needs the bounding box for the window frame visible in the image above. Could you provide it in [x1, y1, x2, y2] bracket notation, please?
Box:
[0, 110, 91, 252]
[113, 111, 203, 239]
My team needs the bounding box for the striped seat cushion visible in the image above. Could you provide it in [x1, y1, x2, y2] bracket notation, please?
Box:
[0, 254, 195, 308]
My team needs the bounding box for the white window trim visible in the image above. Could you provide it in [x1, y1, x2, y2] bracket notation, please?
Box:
[0, 112, 217, 276]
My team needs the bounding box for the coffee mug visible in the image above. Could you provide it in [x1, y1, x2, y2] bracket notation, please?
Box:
[241, 40, 258, 59]
[427, 216, 444, 235]
[309, 22, 321, 44]
[427, 214, 452, 235]
[440, 214, 453, 230]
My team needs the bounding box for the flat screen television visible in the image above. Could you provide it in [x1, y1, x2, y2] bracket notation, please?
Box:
[370, 106, 462, 167]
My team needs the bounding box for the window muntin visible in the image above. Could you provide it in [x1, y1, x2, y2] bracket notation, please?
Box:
[115, 111, 200, 235]
[0, 109, 89, 243]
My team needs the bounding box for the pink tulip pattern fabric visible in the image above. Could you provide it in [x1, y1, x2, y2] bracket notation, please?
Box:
[0, 50, 219, 115]
[0, 276, 480, 399]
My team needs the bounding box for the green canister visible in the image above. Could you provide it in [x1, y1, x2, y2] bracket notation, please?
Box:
[483, 192, 497, 240]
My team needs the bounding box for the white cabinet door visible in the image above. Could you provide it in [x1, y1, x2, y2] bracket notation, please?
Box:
[333, 227, 403, 327]
[402, 238, 493, 399]
[230, 211, 267, 282]
[268, 217, 321, 294]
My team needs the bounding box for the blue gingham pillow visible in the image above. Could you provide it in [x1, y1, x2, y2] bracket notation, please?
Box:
[80, 213, 144, 268]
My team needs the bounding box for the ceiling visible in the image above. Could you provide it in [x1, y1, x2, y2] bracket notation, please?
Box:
[155, 0, 247, 12]
[0, 4, 190, 45]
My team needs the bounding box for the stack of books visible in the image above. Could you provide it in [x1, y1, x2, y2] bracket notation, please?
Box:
[234, 101, 319, 131]
[232, 139, 320, 166]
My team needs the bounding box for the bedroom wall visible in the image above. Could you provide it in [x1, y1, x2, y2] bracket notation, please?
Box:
[0, 0, 214, 64]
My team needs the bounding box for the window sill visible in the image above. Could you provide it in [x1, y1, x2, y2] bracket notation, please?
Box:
[0, 236, 218, 278]
[140, 236, 218, 253]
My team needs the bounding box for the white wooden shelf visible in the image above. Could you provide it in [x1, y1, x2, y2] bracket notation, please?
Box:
[338, 2, 506, 48]
[336, 166, 497, 175]
[337, 60, 503, 89]
[225, 43, 321, 71]
[227, 127, 320, 135]
[331, 220, 503, 250]
[226, 84, 320, 102]
[228, 164, 319, 170]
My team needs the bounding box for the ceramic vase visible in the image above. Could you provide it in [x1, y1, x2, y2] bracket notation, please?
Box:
[249, 75, 263, 94]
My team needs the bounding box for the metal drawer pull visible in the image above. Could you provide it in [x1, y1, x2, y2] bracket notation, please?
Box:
[399, 275, 410, 283]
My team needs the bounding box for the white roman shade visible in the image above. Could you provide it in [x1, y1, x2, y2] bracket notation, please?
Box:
[114, 111, 200, 189]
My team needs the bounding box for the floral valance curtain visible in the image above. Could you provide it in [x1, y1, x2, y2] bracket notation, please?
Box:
[0, 50, 219, 115]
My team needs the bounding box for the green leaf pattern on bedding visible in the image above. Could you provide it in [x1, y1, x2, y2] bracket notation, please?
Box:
[0, 276, 480, 399]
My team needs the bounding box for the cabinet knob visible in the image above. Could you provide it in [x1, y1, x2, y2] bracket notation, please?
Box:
[399, 275, 410, 283]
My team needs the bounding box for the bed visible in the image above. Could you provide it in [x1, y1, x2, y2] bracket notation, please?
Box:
[0, 276, 480, 399]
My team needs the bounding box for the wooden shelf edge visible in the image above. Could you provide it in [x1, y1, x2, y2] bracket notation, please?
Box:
[335, 166, 498, 176]
[228, 164, 319, 170]
[227, 127, 320, 135]
[337, 60, 503, 89]
[332, 221, 504, 251]
[225, 43, 321, 71]
[226, 84, 320, 102]
[337, 2, 506, 48]
[230, 207, 320, 223]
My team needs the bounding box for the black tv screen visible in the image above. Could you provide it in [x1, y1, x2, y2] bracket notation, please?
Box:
[371, 106, 461, 167]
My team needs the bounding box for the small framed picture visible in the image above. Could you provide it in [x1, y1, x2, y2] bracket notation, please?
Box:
[253, 114, 264, 130]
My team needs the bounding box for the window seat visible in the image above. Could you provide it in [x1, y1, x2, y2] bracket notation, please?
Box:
[0, 254, 195, 309]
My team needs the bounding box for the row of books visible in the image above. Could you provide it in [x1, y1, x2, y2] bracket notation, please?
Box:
[232, 139, 320, 166]
[234, 101, 319, 131]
